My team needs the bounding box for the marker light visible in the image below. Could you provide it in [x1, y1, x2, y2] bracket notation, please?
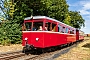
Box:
[36, 38, 39, 41]
[25, 37, 28, 41]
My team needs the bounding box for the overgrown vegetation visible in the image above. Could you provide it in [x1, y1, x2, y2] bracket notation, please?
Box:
[0, 0, 85, 45]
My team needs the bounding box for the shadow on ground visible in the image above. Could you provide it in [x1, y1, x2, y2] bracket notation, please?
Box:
[82, 43, 90, 48]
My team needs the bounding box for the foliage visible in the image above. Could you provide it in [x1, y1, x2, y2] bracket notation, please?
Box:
[0, 20, 21, 45]
[13, 0, 69, 23]
[63, 13, 72, 26]
[68, 11, 85, 28]
[0, 0, 21, 45]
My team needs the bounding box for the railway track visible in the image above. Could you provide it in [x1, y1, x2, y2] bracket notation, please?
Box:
[0, 41, 84, 60]
[0, 50, 39, 60]
[16, 43, 79, 60]
[23, 41, 84, 60]
[0, 51, 25, 60]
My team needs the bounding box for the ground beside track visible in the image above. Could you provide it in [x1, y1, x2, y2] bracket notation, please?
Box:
[0, 37, 90, 60]
[55, 37, 90, 60]
[0, 44, 23, 54]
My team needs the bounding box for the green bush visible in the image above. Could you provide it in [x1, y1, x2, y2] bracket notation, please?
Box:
[0, 20, 21, 45]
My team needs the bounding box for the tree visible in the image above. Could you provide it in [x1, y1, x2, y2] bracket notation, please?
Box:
[0, 0, 21, 45]
[0, 20, 21, 45]
[68, 11, 85, 29]
[13, 0, 69, 23]
[63, 13, 72, 26]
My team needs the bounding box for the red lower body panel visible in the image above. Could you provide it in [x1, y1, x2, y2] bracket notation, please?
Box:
[67, 34, 76, 43]
[79, 35, 84, 40]
[22, 31, 76, 48]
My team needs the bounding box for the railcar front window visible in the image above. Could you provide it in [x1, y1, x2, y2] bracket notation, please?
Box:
[25, 22, 32, 31]
[52, 23, 56, 32]
[33, 22, 43, 31]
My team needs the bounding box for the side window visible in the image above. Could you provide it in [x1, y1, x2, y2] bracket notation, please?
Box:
[22, 23, 26, 31]
[74, 30, 75, 34]
[45, 22, 56, 32]
[33, 22, 43, 31]
[68, 29, 70, 33]
[72, 30, 74, 34]
[45, 22, 51, 31]
[70, 30, 74, 34]
[61, 27, 65, 33]
[25, 22, 32, 31]
[52, 23, 57, 32]
[70, 30, 72, 34]
[65, 28, 68, 33]
[45, 22, 48, 31]
[60, 26, 62, 32]
[58, 25, 61, 32]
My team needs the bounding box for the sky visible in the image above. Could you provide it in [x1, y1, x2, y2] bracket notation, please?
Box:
[67, 0, 90, 34]
[0, 0, 4, 21]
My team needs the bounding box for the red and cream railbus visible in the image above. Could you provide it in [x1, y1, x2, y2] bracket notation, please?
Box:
[22, 16, 82, 53]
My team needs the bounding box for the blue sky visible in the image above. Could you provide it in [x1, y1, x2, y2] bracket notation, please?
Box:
[0, 0, 4, 21]
[67, 0, 90, 34]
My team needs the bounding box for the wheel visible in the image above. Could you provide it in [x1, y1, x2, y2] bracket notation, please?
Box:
[22, 47, 26, 53]
[22, 47, 29, 55]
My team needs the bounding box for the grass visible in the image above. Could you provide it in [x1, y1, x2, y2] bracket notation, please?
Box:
[55, 37, 90, 60]
[82, 43, 90, 48]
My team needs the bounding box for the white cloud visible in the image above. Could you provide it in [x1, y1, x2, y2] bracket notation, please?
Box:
[81, 20, 90, 34]
[85, 15, 90, 19]
[80, 1, 90, 9]
[80, 1, 90, 34]
[68, 0, 90, 16]
[83, 3, 90, 10]
[78, 1, 90, 15]
[68, 3, 79, 7]
[79, 10, 90, 15]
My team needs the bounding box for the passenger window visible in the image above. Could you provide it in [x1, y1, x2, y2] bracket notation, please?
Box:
[45, 22, 48, 31]
[22, 23, 26, 31]
[68, 29, 70, 33]
[65, 28, 68, 33]
[52, 23, 57, 32]
[33, 22, 43, 31]
[45, 22, 51, 31]
[74, 31, 75, 34]
[60, 26, 62, 32]
[70, 30, 74, 34]
[70, 30, 72, 34]
[72, 30, 74, 34]
[61, 27, 65, 33]
[58, 25, 61, 32]
[25, 22, 32, 31]
[45, 22, 52, 31]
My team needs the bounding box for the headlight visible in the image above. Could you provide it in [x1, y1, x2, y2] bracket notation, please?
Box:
[25, 37, 28, 41]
